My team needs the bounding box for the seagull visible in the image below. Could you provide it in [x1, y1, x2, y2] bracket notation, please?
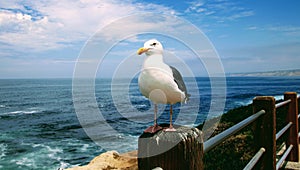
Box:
[137, 39, 190, 133]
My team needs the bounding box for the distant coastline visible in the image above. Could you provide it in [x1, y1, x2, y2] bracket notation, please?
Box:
[228, 69, 300, 77]
[1, 69, 300, 79]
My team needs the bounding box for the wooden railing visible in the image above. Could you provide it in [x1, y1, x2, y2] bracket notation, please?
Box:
[138, 92, 300, 170]
[203, 92, 300, 170]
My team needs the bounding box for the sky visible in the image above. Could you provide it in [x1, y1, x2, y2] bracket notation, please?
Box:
[0, 0, 299, 78]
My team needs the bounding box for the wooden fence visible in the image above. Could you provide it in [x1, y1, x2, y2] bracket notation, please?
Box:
[138, 92, 300, 170]
[203, 92, 300, 170]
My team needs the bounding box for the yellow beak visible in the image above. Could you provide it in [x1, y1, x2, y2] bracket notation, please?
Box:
[137, 47, 149, 55]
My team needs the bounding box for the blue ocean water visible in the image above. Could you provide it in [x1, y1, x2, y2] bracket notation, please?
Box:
[0, 77, 299, 169]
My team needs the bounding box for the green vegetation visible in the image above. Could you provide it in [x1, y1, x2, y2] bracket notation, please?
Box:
[197, 100, 300, 170]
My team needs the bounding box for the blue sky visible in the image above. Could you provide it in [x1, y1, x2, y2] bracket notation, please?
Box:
[0, 0, 299, 78]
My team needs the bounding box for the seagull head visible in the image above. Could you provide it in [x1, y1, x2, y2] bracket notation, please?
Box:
[137, 39, 163, 56]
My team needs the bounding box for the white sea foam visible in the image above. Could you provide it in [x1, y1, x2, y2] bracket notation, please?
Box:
[234, 100, 252, 107]
[14, 157, 36, 168]
[80, 144, 89, 152]
[233, 94, 285, 108]
[59, 162, 71, 170]
[135, 104, 148, 108]
[12, 142, 67, 169]
[32, 143, 44, 148]
[0, 143, 7, 160]
[9, 109, 40, 115]
[274, 95, 284, 101]
[46, 146, 63, 160]
[24, 110, 39, 114]
[0, 105, 6, 108]
[9, 111, 23, 114]
[98, 103, 104, 108]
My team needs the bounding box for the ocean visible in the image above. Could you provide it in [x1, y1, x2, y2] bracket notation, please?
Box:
[0, 77, 300, 169]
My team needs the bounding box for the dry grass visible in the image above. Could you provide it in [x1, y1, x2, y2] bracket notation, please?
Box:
[197, 100, 300, 170]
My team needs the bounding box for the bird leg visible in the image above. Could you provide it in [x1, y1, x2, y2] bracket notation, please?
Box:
[165, 105, 176, 131]
[154, 104, 158, 126]
[144, 104, 162, 133]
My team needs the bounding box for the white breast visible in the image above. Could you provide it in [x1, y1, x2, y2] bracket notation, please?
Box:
[138, 54, 185, 104]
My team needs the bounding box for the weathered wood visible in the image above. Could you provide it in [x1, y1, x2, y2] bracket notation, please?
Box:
[284, 92, 299, 161]
[252, 96, 276, 170]
[138, 125, 203, 170]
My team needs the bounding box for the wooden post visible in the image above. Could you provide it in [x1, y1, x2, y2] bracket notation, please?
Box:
[252, 96, 276, 170]
[138, 126, 203, 170]
[284, 92, 299, 161]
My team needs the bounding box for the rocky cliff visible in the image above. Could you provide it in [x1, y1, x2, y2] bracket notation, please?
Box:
[66, 150, 138, 170]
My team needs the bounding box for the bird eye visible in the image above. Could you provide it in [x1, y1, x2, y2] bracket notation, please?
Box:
[151, 42, 157, 46]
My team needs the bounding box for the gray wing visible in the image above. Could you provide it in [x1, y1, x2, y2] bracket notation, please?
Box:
[169, 66, 190, 101]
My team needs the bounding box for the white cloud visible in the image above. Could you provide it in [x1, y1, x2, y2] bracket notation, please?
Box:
[0, 10, 64, 52]
[94, 14, 191, 43]
[185, 0, 254, 22]
[0, 0, 180, 78]
[0, 0, 176, 54]
[220, 42, 300, 73]
[266, 25, 300, 37]
[247, 26, 258, 30]
[227, 10, 254, 20]
[245, 25, 300, 39]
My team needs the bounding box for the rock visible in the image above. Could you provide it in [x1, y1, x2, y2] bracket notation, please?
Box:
[66, 150, 138, 170]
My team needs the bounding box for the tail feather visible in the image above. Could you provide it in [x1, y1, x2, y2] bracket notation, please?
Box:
[184, 93, 191, 104]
